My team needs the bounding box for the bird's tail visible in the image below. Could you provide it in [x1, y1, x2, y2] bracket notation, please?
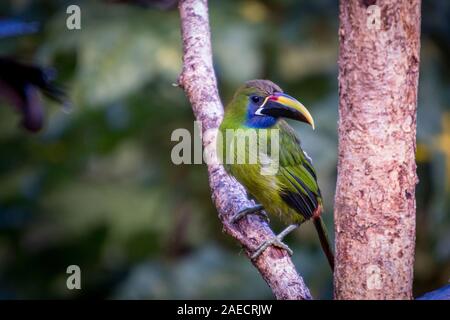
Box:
[313, 216, 335, 272]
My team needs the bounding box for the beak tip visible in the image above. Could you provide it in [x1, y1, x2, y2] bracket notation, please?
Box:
[267, 93, 316, 129]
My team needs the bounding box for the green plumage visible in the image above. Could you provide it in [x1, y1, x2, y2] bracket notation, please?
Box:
[221, 119, 321, 224]
[219, 80, 334, 270]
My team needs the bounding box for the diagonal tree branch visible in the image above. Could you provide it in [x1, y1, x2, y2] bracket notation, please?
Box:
[176, 0, 312, 300]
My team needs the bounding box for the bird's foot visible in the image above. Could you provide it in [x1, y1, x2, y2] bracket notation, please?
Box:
[231, 204, 268, 223]
[250, 224, 298, 260]
[251, 237, 293, 260]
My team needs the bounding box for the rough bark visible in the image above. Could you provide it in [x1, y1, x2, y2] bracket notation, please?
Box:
[335, 0, 421, 299]
[177, 0, 312, 300]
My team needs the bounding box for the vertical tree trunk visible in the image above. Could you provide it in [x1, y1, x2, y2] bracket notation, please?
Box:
[334, 0, 421, 299]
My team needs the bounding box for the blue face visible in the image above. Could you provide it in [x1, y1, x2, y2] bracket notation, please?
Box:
[244, 95, 277, 128]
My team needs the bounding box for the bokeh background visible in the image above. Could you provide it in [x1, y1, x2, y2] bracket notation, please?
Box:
[0, 0, 449, 299]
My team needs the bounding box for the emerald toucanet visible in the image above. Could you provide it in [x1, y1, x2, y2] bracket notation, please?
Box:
[218, 79, 334, 271]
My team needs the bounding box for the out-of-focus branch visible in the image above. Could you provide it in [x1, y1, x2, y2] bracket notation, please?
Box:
[176, 0, 311, 300]
[416, 284, 450, 300]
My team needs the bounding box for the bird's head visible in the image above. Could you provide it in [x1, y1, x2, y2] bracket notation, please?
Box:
[227, 79, 315, 129]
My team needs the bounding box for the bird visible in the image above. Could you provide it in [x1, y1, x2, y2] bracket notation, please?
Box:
[218, 79, 334, 271]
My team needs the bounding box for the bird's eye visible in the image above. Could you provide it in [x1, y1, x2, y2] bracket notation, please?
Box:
[251, 96, 261, 104]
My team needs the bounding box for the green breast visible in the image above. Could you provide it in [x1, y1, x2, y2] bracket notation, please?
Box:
[218, 120, 321, 224]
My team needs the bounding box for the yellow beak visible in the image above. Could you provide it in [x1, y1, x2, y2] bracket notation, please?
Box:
[257, 93, 315, 129]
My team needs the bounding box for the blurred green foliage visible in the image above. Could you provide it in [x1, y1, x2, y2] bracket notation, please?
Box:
[0, 0, 448, 299]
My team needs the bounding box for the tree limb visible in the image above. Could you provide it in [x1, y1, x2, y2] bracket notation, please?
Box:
[334, 0, 420, 299]
[176, 0, 312, 300]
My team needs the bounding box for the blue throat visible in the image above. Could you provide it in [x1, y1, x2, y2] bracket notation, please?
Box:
[244, 104, 277, 128]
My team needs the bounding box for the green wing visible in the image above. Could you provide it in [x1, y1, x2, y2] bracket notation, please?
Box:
[275, 121, 322, 219]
